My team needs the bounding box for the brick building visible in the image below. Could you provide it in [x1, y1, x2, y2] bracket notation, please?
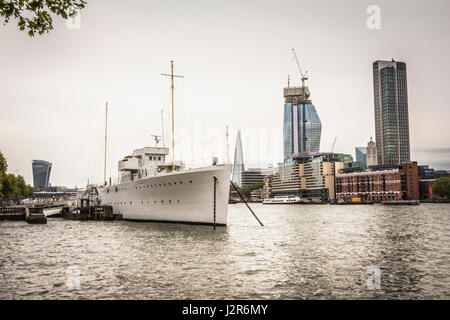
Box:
[336, 162, 419, 202]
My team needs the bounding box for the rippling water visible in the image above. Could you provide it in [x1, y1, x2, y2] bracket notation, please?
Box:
[1, 203, 449, 299]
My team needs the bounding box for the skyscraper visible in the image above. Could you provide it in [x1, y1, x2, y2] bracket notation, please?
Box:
[283, 86, 321, 160]
[366, 137, 377, 167]
[355, 147, 367, 167]
[373, 60, 410, 165]
[232, 129, 244, 187]
[32, 160, 52, 190]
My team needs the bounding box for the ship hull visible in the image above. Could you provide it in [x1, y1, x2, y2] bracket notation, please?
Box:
[98, 164, 232, 225]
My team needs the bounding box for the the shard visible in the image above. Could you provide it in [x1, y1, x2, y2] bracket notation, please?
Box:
[232, 129, 244, 187]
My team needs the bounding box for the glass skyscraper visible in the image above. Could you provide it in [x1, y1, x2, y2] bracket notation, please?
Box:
[355, 147, 367, 167]
[373, 60, 410, 165]
[232, 129, 244, 187]
[32, 160, 52, 190]
[283, 86, 321, 160]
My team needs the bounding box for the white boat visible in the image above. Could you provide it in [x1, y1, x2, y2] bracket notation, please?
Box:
[98, 147, 231, 225]
[263, 195, 304, 205]
[97, 61, 232, 225]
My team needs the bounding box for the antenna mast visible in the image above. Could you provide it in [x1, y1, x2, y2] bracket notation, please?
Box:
[162, 61, 184, 171]
[161, 109, 165, 147]
[103, 101, 108, 186]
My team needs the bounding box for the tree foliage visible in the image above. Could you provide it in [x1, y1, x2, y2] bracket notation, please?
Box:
[0, 0, 87, 36]
[0, 150, 34, 200]
[432, 177, 450, 198]
[238, 182, 264, 199]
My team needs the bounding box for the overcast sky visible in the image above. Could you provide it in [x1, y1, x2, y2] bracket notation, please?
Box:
[1, 0, 449, 187]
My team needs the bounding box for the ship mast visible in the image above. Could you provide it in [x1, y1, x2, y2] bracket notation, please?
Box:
[104, 101, 108, 186]
[162, 61, 184, 171]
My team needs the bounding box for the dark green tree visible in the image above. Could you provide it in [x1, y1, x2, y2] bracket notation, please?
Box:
[432, 177, 450, 198]
[238, 182, 264, 199]
[2, 174, 20, 198]
[0, 150, 6, 174]
[0, 0, 87, 36]
[0, 150, 34, 199]
[0, 150, 7, 199]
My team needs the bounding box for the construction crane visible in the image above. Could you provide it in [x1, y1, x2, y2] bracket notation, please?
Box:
[331, 137, 338, 153]
[292, 48, 309, 151]
[291, 48, 308, 89]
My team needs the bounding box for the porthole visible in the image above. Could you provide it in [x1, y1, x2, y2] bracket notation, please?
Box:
[169, 200, 172, 203]
[189, 180, 192, 183]
[161, 200, 164, 203]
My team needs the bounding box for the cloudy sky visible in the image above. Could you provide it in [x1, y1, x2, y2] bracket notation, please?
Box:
[0, 0, 449, 187]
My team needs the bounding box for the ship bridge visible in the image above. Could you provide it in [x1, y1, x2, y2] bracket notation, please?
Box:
[118, 146, 184, 182]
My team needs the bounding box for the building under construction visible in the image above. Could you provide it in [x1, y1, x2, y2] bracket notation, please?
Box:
[283, 49, 322, 160]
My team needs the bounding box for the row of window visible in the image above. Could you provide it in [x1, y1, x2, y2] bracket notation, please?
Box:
[107, 199, 181, 205]
[134, 180, 193, 190]
[109, 179, 194, 193]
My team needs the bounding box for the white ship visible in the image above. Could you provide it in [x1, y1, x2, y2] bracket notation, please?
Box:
[97, 61, 232, 225]
[97, 147, 231, 225]
[263, 195, 304, 205]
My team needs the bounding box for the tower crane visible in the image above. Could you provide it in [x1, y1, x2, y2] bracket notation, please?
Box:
[292, 48, 309, 151]
[291, 48, 308, 90]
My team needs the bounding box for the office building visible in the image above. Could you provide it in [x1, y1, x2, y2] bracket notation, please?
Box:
[418, 165, 436, 180]
[32, 160, 52, 190]
[336, 162, 419, 202]
[267, 152, 352, 202]
[355, 147, 367, 168]
[283, 86, 321, 160]
[373, 60, 411, 165]
[241, 168, 272, 188]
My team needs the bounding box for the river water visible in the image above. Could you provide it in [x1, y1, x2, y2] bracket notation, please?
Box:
[0, 203, 449, 299]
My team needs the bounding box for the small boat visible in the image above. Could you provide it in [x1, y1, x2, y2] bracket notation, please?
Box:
[382, 200, 419, 206]
[263, 196, 303, 205]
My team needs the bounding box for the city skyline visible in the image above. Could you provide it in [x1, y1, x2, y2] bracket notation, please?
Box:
[0, 0, 449, 187]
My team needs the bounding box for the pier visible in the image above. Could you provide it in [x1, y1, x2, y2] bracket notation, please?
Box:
[0, 206, 47, 224]
[61, 204, 117, 221]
